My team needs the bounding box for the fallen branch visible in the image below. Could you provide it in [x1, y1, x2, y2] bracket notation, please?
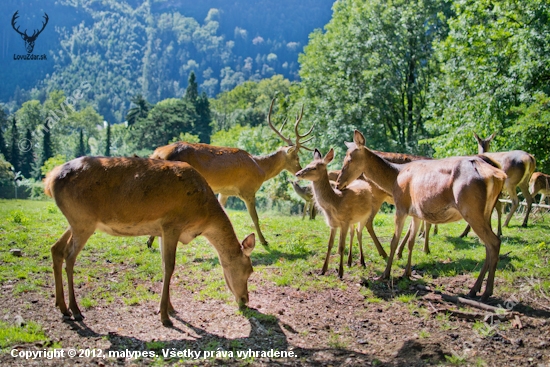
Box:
[416, 284, 521, 325]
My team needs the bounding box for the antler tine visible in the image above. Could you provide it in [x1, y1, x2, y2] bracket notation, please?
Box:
[267, 98, 293, 146]
[11, 11, 25, 36]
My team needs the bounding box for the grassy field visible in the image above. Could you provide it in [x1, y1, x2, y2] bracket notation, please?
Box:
[0, 199, 549, 365]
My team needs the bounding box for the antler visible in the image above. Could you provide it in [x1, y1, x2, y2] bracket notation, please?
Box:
[11, 11, 25, 37]
[267, 98, 314, 151]
[31, 13, 49, 39]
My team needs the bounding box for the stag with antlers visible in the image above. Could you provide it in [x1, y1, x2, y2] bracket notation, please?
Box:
[12, 11, 49, 54]
[149, 98, 314, 246]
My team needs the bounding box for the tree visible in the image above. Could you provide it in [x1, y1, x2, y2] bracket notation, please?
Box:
[75, 129, 86, 158]
[20, 129, 35, 178]
[128, 98, 196, 153]
[425, 0, 550, 158]
[0, 109, 8, 160]
[297, 0, 450, 156]
[195, 92, 212, 143]
[126, 94, 151, 126]
[9, 117, 20, 173]
[185, 72, 199, 105]
[104, 121, 111, 157]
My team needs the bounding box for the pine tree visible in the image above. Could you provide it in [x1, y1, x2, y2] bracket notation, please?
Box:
[184, 72, 212, 143]
[9, 116, 20, 172]
[39, 121, 53, 176]
[196, 92, 212, 144]
[20, 129, 34, 178]
[104, 121, 111, 156]
[75, 129, 86, 158]
[0, 109, 9, 160]
[185, 72, 199, 104]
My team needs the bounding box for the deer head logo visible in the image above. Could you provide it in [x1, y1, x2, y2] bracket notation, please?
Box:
[11, 11, 49, 54]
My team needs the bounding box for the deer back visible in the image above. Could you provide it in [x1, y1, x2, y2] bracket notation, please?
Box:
[151, 142, 266, 194]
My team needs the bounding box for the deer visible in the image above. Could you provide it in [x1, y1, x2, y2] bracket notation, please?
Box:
[149, 98, 313, 247]
[530, 172, 550, 205]
[329, 155, 437, 259]
[336, 130, 506, 300]
[11, 11, 49, 54]
[460, 133, 536, 238]
[296, 149, 390, 277]
[291, 180, 317, 220]
[44, 156, 255, 327]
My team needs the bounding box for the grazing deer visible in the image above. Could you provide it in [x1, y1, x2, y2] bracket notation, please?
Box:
[149, 99, 313, 247]
[337, 130, 506, 300]
[291, 180, 317, 220]
[44, 157, 255, 327]
[460, 133, 536, 237]
[530, 171, 550, 205]
[296, 149, 389, 277]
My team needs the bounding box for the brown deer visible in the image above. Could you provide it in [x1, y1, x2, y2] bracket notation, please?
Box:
[296, 149, 389, 277]
[530, 171, 550, 205]
[330, 155, 437, 259]
[460, 133, 536, 237]
[291, 180, 317, 220]
[44, 156, 255, 327]
[149, 98, 313, 246]
[337, 130, 506, 300]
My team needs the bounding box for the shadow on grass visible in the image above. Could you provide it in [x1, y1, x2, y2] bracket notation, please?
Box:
[251, 246, 315, 266]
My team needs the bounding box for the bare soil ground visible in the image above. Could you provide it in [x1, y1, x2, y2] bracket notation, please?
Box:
[1, 269, 549, 366]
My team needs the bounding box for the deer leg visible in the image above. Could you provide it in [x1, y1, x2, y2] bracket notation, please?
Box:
[366, 212, 387, 259]
[423, 222, 431, 254]
[433, 225, 438, 235]
[301, 202, 307, 220]
[503, 183, 519, 227]
[159, 229, 179, 327]
[494, 197, 503, 237]
[397, 221, 412, 259]
[338, 226, 349, 278]
[459, 224, 471, 238]
[347, 224, 355, 267]
[311, 204, 317, 220]
[218, 194, 229, 207]
[51, 228, 73, 317]
[65, 227, 94, 321]
[519, 183, 533, 227]
[467, 222, 501, 300]
[321, 228, 337, 275]
[380, 213, 407, 280]
[146, 235, 155, 248]
[242, 195, 268, 246]
[357, 222, 366, 268]
[404, 217, 422, 278]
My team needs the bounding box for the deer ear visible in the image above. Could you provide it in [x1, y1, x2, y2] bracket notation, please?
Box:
[489, 132, 497, 141]
[314, 149, 322, 161]
[286, 146, 297, 154]
[324, 148, 334, 164]
[345, 141, 354, 149]
[353, 130, 365, 146]
[473, 132, 481, 142]
[241, 233, 255, 257]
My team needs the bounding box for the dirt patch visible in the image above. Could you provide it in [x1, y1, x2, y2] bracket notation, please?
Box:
[1, 270, 549, 366]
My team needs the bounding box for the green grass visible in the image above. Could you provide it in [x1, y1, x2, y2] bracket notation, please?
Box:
[0, 199, 549, 352]
[0, 321, 51, 349]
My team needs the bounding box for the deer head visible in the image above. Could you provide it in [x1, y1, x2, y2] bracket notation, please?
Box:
[12, 11, 49, 54]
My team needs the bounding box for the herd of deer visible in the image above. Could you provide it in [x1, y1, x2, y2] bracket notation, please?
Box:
[44, 99, 549, 326]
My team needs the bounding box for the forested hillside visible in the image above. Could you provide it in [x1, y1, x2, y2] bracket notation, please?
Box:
[1, 0, 334, 121]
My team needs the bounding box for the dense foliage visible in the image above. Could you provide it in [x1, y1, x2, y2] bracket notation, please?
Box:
[1, 0, 549, 204]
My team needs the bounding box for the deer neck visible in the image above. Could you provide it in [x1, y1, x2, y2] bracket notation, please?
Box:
[363, 148, 400, 194]
[203, 211, 243, 260]
[311, 170, 339, 208]
[253, 149, 288, 181]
